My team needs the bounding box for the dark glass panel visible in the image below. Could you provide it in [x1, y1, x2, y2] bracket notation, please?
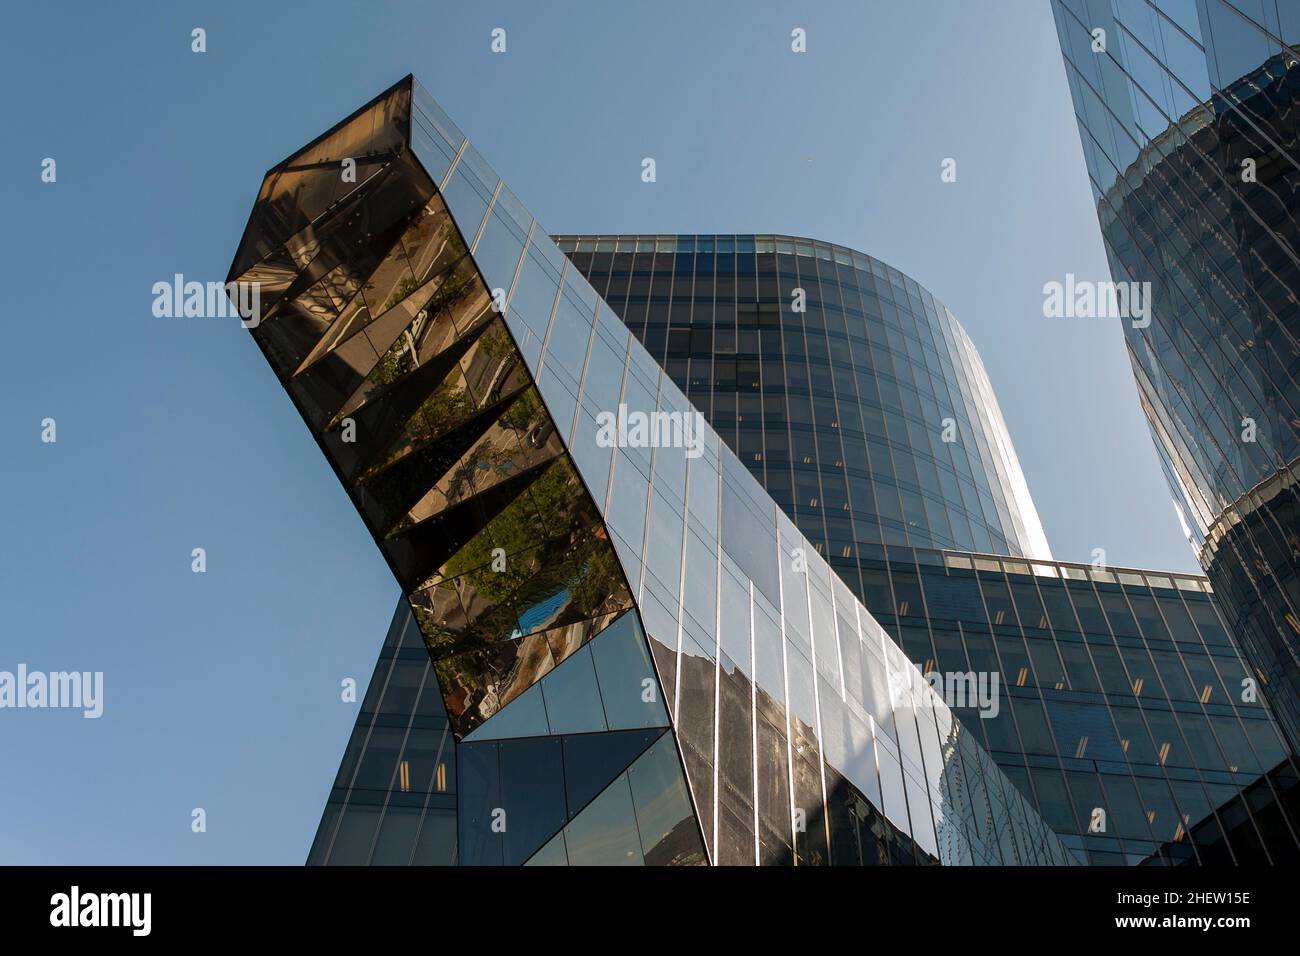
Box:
[562, 729, 663, 819]
[456, 742, 503, 866]
[498, 736, 567, 865]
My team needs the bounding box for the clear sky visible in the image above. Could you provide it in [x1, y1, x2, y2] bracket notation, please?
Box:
[0, 0, 1199, 865]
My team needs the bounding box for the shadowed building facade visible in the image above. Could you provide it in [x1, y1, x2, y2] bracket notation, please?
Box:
[228, 77, 1075, 866]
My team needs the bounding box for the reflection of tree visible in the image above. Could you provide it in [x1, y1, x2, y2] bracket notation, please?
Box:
[366, 376, 475, 477]
[418, 455, 629, 635]
[567, 540, 623, 620]
[429, 263, 473, 312]
[364, 322, 523, 481]
[496, 387, 544, 434]
[441, 430, 516, 506]
[385, 314, 633, 724]
[441, 455, 568, 597]
[366, 258, 478, 394]
[381, 274, 422, 314]
[432, 649, 482, 717]
[477, 321, 514, 361]
[417, 452, 633, 731]
[448, 224, 467, 257]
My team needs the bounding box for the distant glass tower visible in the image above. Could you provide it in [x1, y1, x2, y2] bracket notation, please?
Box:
[555, 235, 1051, 569]
[1050, 0, 1300, 752]
[556, 235, 1300, 864]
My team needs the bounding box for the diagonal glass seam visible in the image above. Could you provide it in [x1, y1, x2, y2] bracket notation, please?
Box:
[227, 156, 406, 295]
[516, 727, 671, 865]
[461, 608, 671, 741]
[356, 377, 534, 489]
[380, 444, 562, 544]
[320, 312, 494, 442]
[292, 203, 470, 379]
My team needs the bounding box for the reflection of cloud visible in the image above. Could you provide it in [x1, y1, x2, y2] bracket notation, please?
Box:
[1171, 498, 1193, 542]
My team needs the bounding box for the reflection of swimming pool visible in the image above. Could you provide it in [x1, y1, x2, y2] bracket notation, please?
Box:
[514, 587, 570, 636]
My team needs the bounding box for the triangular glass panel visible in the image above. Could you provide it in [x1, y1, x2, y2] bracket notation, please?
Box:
[561, 728, 665, 820]
[461, 681, 549, 742]
[521, 730, 706, 866]
[346, 319, 529, 483]
[524, 829, 568, 866]
[386, 389, 564, 537]
[326, 330, 507, 481]
[355, 381, 527, 534]
[293, 195, 468, 376]
[589, 609, 670, 730]
[228, 77, 412, 278]
[625, 731, 709, 865]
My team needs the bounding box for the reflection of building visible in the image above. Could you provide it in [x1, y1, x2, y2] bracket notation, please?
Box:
[229, 77, 1074, 865]
[555, 235, 1300, 864]
[1050, 3, 1300, 761]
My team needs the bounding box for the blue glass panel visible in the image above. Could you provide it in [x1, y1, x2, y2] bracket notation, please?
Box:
[539, 645, 606, 734]
[499, 736, 567, 865]
[463, 681, 549, 742]
[591, 612, 670, 728]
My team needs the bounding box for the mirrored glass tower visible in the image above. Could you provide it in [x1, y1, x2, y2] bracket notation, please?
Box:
[1050, 0, 1300, 757]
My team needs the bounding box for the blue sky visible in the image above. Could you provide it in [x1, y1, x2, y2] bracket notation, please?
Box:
[0, 0, 1196, 864]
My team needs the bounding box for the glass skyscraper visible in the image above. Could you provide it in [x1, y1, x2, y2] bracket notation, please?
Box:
[553, 234, 1051, 564]
[230, 72, 1299, 865]
[1050, 0, 1300, 757]
[554, 234, 1300, 864]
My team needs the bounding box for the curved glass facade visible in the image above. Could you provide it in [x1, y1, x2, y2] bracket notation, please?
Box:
[556, 234, 1300, 864]
[1051, 0, 1300, 749]
[920, 551, 1298, 865]
[553, 234, 1052, 568]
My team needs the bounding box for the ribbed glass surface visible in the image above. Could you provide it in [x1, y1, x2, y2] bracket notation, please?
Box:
[1051, 0, 1300, 749]
[554, 232, 1299, 865]
[554, 234, 1051, 567]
